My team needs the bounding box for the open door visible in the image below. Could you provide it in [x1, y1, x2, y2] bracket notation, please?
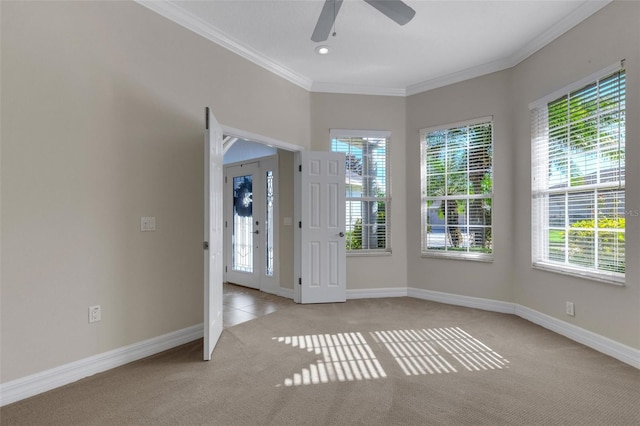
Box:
[204, 107, 224, 361]
[224, 162, 261, 289]
[296, 151, 347, 303]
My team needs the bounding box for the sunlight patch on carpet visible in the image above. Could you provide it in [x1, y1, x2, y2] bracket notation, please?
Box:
[273, 327, 508, 386]
[273, 332, 387, 387]
[370, 327, 509, 375]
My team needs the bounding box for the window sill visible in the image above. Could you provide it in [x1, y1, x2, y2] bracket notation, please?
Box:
[347, 250, 392, 257]
[421, 251, 493, 263]
[532, 262, 625, 286]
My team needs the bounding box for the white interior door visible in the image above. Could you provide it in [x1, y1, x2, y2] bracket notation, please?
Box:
[204, 107, 224, 361]
[224, 162, 261, 289]
[298, 151, 346, 304]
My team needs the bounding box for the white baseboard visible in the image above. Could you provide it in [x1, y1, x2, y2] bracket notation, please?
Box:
[406, 287, 638, 369]
[0, 324, 203, 407]
[347, 287, 408, 299]
[515, 305, 640, 369]
[408, 287, 516, 314]
[3, 288, 638, 407]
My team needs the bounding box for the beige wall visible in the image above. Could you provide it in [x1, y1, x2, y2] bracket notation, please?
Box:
[510, 1, 640, 348]
[310, 93, 408, 291]
[406, 70, 515, 301]
[1, 1, 309, 382]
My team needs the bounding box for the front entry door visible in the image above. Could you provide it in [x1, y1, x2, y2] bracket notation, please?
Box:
[225, 163, 261, 289]
[298, 151, 347, 303]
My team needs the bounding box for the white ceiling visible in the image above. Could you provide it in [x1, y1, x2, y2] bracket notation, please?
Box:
[138, 0, 610, 96]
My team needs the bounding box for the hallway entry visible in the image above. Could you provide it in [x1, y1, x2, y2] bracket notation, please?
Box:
[224, 156, 279, 295]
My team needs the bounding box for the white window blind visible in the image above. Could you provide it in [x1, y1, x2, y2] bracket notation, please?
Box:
[531, 65, 625, 283]
[420, 118, 493, 260]
[330, 130, 391, 253]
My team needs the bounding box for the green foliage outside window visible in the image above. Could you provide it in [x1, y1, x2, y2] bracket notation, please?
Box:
[560, 218, 625, 273]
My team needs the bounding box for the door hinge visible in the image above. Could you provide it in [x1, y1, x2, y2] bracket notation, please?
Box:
[298, 221, 302, 229]
[225, 265, 228, 273]
[203, 241, 209, 250]
[298, 278, 302, 285]
[205, 107, 209, 130]
[298, 165, 302, 172]
[225, 220, 227, 228]
[224, 176, 227, 184]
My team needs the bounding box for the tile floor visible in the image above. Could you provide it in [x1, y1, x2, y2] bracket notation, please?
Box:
[223, 282, 294, 328]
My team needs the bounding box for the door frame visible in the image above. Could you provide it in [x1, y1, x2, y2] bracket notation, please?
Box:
[220, 125, 303, 299]
[223, 155, 280, 294]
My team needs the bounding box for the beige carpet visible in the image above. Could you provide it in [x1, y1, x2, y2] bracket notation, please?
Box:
[2, 297, 639, 425]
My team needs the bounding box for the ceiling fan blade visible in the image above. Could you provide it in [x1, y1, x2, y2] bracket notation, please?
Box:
[364, 0, 416, 26]
[311, 0, 344, 42]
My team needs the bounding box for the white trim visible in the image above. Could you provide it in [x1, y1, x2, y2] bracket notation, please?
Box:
[136, 0, 610, 97]
[420, 115, 494, 135]
[511, 1, 611, 68]
[347, 287, 408, 300]
[222, 125, 304, 153]
[532, 262, 625, 287]
[134, 1, 312, 91]
[397, 0, 609, 96]
[0, 324, 203, 407]
[407, 288, 638, 369]
[407, 57, 514, 96]
[529, 61, 623, 110]
[311, 81, 406, 97]
[330, 129, 392, 139]
[408, 288, 516, 314]
[3, 288, 638, 406]
[515, 304, 640, 369]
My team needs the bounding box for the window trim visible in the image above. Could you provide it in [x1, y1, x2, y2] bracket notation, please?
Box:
[420, 116, 494, 262]
[330, 129, 392, 255]
[530, 62, 626, 284]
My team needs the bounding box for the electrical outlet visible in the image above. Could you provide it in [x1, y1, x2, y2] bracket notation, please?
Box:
[565, 301, 575, 317]
[89, 305, 101, 323]
[141, 217, 156, 232]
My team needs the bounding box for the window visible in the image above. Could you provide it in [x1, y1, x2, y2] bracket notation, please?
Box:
[420, 118, 493, 260]
[531, 64, 625, 284]
[330, 130, 390, 253]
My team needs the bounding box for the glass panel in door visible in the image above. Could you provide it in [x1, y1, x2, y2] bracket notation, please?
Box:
[225, 162, 261, 289]
[265, 170, 274, 277]
[232, 175, 254, 273]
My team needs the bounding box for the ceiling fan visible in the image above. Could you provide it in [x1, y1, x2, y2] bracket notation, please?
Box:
[311, 0, 416, 42]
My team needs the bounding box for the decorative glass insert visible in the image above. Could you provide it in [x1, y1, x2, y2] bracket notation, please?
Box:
[232, 175, 253, 273]
[265, 170, 274, 277]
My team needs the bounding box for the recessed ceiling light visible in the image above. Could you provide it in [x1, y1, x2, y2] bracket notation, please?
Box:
[315, 46, 330, 55]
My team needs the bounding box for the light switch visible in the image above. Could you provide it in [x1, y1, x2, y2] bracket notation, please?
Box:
[141, 217, 156, 231]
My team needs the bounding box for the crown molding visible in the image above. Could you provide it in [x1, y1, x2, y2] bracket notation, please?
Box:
[406, 0, 611, 96]
[406, 57, 514, 96]
[311, 81, 406, 97]
[509, 0, 611, 66]
[135, 0, 312, 91]
[137, 0, 612, 98]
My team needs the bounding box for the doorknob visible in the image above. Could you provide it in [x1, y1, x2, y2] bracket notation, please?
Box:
[338, 232, 345, 237]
